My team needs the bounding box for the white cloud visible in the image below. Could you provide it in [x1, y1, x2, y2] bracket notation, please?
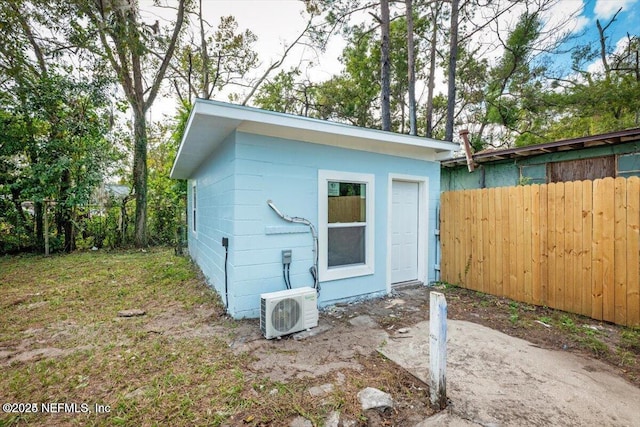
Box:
[533, 1, 588, 54]
[571, 14, 591, 33]
[542, 0, 588, 35]
[594, 0, 638, 20]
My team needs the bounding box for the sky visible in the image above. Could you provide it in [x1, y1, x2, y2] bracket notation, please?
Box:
[558, 0, 639, 73]
[143, 0, 640, 117]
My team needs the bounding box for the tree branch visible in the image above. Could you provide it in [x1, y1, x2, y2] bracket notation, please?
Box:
[143, 0, 187, 112]
[9, 2, 47, 75]
[241, 19, 312, 106]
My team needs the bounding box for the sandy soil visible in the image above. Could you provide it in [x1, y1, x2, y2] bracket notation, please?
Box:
[381, 320, 640, 426]
[222, 284, 640, 426]
[4, 283, 638, 426]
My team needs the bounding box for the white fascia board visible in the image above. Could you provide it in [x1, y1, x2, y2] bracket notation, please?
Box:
[197, 100, 457, 152]
[170, 99, 459, 179]
[170, 104, 200, 179]
[170, 102, 241, 179]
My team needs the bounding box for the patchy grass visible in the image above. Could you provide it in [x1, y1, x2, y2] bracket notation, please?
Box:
[0, 249, 431, 426]
[0, 249, 248, 426]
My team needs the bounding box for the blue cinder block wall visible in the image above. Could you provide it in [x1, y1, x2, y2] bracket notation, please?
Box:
[187, 132, 236, 306]
[189, 131, 441, 318]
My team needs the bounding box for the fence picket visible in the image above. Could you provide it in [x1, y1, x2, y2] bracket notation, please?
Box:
[531, 185, 541, 305]
[568, 181, 580, 314]
[601, 178, 616, 323]
[501, 187, 511, 298]
[508, 186, 518, 299]
[592, 179, 605, 320]
[614, 178, 628, 325]
[477, 189, 485, 292]
[523, 185, 533, 304]
[488, 189, 497, 297]
[547, 183, 558, 309]
[494, 189, 504, 297]
[581, 180, 593, 318]
[440, 176, 640, 327]
[626, 177, 640, 326]
[463, 189, 472, 285]
[539, 184, 549, 306]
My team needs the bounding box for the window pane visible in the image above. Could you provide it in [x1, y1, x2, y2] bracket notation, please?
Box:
[328, 182, 366, 223]
[328, 226, 365, 267]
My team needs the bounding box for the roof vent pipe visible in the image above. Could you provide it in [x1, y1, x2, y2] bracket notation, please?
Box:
[459, 129, 475, 173]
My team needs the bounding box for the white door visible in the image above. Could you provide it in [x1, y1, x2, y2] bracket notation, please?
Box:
[391, 180, 419, 284]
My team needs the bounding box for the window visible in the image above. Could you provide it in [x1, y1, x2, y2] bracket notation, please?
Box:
[319, 170, 374, 281]
[191, 182, 197, 233]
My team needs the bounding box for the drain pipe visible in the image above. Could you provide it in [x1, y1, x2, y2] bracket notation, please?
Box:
[267, 200, 319, 292]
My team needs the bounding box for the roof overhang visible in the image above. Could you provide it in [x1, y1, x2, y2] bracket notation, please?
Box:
[170, 99, 458, 179]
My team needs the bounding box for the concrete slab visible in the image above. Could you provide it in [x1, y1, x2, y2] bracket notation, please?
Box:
[380, 320, 640, 426]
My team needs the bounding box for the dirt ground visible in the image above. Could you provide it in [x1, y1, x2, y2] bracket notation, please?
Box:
[3, 275, 638, 426]
[218, 283, 640, 426]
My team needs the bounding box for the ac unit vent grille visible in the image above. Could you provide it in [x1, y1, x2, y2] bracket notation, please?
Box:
[271, 298, 301, 333]
[260, 298, 267, 336]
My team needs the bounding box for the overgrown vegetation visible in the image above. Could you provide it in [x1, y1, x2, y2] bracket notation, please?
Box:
[0, 104, 188, 255]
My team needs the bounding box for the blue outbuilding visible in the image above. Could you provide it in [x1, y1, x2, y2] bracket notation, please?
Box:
[170, 99, 457, 319]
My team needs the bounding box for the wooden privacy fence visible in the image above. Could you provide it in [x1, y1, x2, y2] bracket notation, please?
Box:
[440, 177, 640, 327]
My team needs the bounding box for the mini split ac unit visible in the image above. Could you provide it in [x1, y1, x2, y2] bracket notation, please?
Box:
[260, 287, 318, 339]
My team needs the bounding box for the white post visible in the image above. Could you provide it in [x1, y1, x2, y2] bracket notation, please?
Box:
[430, 291, 447, 409]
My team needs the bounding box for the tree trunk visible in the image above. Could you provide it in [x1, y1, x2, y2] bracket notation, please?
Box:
[198, 0, 211, 99]
[380, 0, 391, 131]
[406, 0, 417, 135]
[33, 200, 43, 250]
[445, 0, 459, 142]
[132, 106, 148, 247]
[63, 211, 74, 252]
[426, 2, 439, 138]
[60, 168, 76, 253]
[86, 0, 186, 248]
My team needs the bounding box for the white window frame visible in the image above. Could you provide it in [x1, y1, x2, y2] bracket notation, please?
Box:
[191, 181, 197, 234]
[318, 170, 375, 282]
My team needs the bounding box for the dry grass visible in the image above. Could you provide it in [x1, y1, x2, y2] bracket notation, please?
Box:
[0, 249, 430, 427]
[1, 249, 246, 426]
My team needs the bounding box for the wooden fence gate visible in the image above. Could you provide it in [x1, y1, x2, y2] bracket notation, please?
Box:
[440, 177, 640, 327]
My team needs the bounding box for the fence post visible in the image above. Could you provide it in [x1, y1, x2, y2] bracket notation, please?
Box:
[430, 291, 447, 409]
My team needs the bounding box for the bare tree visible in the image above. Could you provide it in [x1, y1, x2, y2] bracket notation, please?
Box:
[380, 0, 391, 131]
[425, 1, 441, 138]
[596, 7, 623, 74]
[445, 0, 459, 142]
[406, 0, 417, 135]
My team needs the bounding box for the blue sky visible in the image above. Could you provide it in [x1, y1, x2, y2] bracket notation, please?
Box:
[552, 0, 639, 74]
